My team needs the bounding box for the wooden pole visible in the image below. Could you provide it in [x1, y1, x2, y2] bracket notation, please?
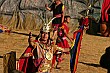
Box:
[3, 51, 16, 73]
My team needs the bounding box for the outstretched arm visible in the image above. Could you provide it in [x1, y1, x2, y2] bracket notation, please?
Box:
[45, 4, 51, 11]
[64, 29, 73, 43]
[61, 5, 65, 23]
[28, 32, 37, 48]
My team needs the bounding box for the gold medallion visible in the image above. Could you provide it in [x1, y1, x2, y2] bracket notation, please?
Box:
[45, 52, 53, 60]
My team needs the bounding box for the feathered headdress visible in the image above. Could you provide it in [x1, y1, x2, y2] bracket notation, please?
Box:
[41, 17, 56, 32]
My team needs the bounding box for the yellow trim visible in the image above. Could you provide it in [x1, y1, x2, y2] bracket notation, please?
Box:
[62, 5, 64, 11]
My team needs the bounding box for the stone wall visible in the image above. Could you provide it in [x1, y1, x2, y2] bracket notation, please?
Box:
[0, 0, 102, 30]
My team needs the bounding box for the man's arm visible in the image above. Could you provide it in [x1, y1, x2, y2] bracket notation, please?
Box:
[64, 29, 72, 43]
[45, 4, 51, 11]
[28, 32, 37, 48]
[61, 5, 65, 23]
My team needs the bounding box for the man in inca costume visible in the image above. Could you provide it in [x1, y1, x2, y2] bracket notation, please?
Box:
[17, 23, 58, 73]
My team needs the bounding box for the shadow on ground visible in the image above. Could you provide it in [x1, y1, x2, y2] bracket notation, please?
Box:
[79, 62, 101, 67]
[100, 46, 110, 73]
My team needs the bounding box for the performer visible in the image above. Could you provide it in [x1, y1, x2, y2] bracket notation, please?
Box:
[54, 15, 72, 69]
[0, 24, 11, 33]
[45, 0, 65, 40]
[17, 24, 57, 73]
[56, 15, 72, 53]
[100, 0, 110, 37]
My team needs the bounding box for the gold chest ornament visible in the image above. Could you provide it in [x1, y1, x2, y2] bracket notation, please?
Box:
[38, 44, 53, 72]
[45, 51, 53, 61]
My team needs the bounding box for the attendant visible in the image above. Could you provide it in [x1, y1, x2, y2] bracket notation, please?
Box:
[100, 0, 110, 37]
[55, 15, 72, 69]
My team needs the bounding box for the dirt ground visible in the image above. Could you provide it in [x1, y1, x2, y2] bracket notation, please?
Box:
[0, 30, 110, 73]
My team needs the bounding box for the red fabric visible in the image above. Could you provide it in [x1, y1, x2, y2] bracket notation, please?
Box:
[62, 23, 69, 34]
[52, 55, 56, 67]
[57, 57, 63, 62]
[17, 47, 33, 73]
[34, 40, 38, 42]
[56, 23, 70, 49]
[0, 24, 3, 28]
[101, 0, 110, 22]
[79, 17, 89, 26]
[52, 24, 61, 31]
[17, 40, 40, 73]
[57, 39, 70, 48]
[73, 29, 83, 39]
[51, 41, 54, 45]
[72, 30, 83, 73]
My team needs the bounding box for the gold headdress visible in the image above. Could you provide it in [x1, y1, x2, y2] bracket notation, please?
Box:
[41, 17, 56, 32]
[42, 24, 50, 32]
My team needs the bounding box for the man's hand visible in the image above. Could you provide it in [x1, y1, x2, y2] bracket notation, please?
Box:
[23, 53, 33, 57]
[45, 4, 51, 11]
[29, 32, 32, 38]
[45, 4, 48, 8]
[28, 32, 33, 45]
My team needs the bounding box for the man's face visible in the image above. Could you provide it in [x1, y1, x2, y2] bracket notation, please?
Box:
[55, 0, 60, 4]
[41, 32, 49, 41]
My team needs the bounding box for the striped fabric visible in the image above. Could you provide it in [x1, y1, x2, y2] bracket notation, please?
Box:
[70, 26, 84, 73]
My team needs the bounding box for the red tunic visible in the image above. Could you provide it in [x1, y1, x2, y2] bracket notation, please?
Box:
[56, 23, 70, 49]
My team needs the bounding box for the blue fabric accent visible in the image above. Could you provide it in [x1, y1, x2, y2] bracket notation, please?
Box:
[0, 29, 3, 33]
[70, 32, 81, 72]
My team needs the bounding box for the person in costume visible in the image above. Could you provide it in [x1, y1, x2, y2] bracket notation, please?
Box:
[17, 24, 57, 73]
[53, 15, 72, 69]
[56, 15, 72, 52]
[100, 0, 110, 37]
[0, 24, 11, 33]
[45, 0, 65, 40]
